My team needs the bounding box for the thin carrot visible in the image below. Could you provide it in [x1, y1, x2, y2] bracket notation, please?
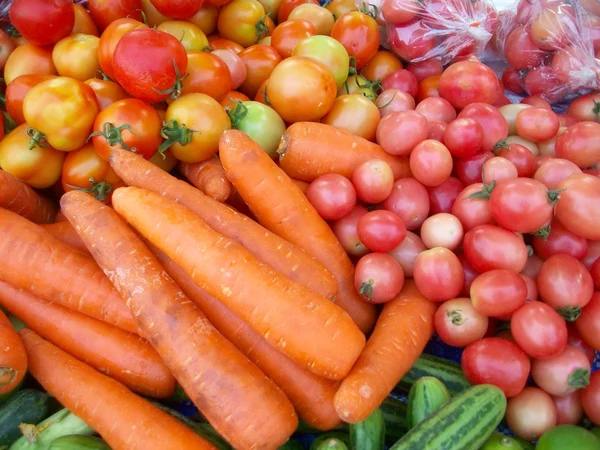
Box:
[277, 122, 411, 182]
[0, 281, 175, 398]
[154, 248, 342, 431]
[333, 280, 437, 423]
[292, 179, 310, 194]
[0, 208, 137, 334]
[19, 329, 217, 450]
[0, 309, 27, 397]
[60, 190, 298, 450]
[219, 130, 378, 334]
[0, 169, 57, 224]
[110, 186, 365, 380]
[179, 156, 233, 202]
[109, 148, 337, 301]
[40, 221, 88, 253]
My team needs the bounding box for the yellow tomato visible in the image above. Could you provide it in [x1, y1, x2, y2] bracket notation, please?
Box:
[217, 0, 268, 48]
[157, 21, 209, 52]
[72, 4, 99, 36]
[189, 6, 219, 36]
[52, 34, 100, 81]
[4, 43, 57, 85]
[288, 4, 335, 35]
[321, 94, 380, 141]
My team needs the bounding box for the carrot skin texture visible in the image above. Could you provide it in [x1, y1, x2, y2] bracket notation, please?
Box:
[219, 130, 378, 334]
[111, 186, 365, 380]
[292, 179, 310, 194]
[180, 156, 233, 202]
[61, 191, 298, 450]
[19, 329, 218, 450]
[0, 209, 137, 333]
[277, 122, 412, 182]
[0, 281, 175, 398]
[0, 169, 57, 224]
[0, 309, 27, 396]
[40, 221, 89, 253]
[333, 280, 437, 423]
[109, 148, 338, 301]
[155, 249, 342, 431]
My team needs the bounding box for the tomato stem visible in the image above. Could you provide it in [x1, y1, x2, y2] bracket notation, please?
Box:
[158, 119, 196, 157]
[547, 189, 563, 204]
[88, 122, 137, 153]
[557, 305, 582, 322]
[447, 310, 464, 326]
[567, 368, 590, 389]
[532, 225, 551, 241]
[493, 140, 509, 154]
[227, 101, 249, 130]
[593, 100, 600, 122]
[139, 9, 148, 25]
[359, 279, 374, 301]
[255, 16, 270, 41]
[153, 58, 188, 101]
[0, 366, 15, 387]
[66, 178, 113, 203]
[467, 180, 495, 199]
[26, 127, 49, 150]
[377, 91, 397, 110]
[359, 2, 379, 18]
[3, 112, 16, 134]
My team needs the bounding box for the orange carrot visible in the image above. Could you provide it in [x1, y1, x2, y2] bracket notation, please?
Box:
[154, 249, 342, 431]
[0, 309, 27, 397]
[0, 208, 137, 334]
[333, 281, 437, 423]
[110, 186, 365, 380]
[179, 156, 233, 202]
[0, 281, 175, 398]
[54, 209, 67, 222]
[292, 179, 310, 194]
[19, 329, 217, 450]
[40, 221, 89, 253]
[60, 190, 298, 449]
[109, 148, 337, 301]
[0, 169, 57, 224]
[277, 122, 411, 181]
[219, 130, 378, 334]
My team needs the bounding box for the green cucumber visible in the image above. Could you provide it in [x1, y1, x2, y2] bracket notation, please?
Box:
[313, 438, 349, 450]
[48, 436, 109, 450]
[390, 384, 506, 450]
[398, 354, 470, 395]
[0, 390, 50, 447]
[9, 408, 94, 450]
[380, 397, 407, 444]
[310, 432, 351, 450]
[279, 440, 305, 449]
[479, 432, 531, 449]
[536, 425, 600, 450]
[349, 408, 385, 450]
[406, 376, 450, 429]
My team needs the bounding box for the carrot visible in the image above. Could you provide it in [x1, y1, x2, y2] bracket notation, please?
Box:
[40, 221, 88, 253]
[110, 186, 365, 380]
[0, 281, 175, 398]
[19, 328, 218, 450]
[179, 156, 233, 202]
[109, 148, 337, 301]
[219, 130, 378, 334]
[333, 280, 437, 423]
[277, 122, 411, 182]
[292, 179, 310, 194]
[54, 209, 67, 222]
[0, 309, 27, 397]
[154, 248, 342, 431]
[60, 190, 298, 450]
[0, 169, 57, 224]
[0, 208, 137, 334]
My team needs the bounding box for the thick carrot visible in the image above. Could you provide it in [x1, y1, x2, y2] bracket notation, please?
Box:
[19, 329, 217, 450]
[60, 190, 298, 450]
[154, 249, 342, 431]
[179, 156, 233, 203]
[333, 281, 437, 423]
[40, 221, 88, 253]
[277, 122, 412, 182]
[109, 148, 337, 301]
[0, 281, 175, 398]
[0, 208, 137, 334]
[110, 186, 365, 380]
[0, 309, 27, 397]
[219, 130, 378, 334]
[0, 169, 57, 224]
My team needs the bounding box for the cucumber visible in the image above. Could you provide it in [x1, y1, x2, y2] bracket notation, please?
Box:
[390, 384, 506, 450]
[406, 376, 450, 429]
[313, 438, 349, 450]
[48, 436, 109, 450]
[0, 390, 50, 446]
[380, 397, 407, 444]
[479, 432, 531, 449]
[279, 440, 305, 449]
[309, 432, 351, 450]
[9, 408, 94, 450]
[398, 354, 470, 395]
[349, 408, 385, 450]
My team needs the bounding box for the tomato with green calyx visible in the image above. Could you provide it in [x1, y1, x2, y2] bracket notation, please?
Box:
[537, 425, 600, 450]
[355, 252, 404, 304]
[217, 0, 271, 48]
[97, 18, 148, 81]
[9, 0, 74, 46]
[52, 34, 101, 82]
[330, 11, 379, 70]
[5, 74, 56, 125]
[226, 100, 284, 158]
[157, 21, 209, 53]
[88, 0, 143, 31]
[292, 35, 350, 89]
[179, 51, 232, 102]
[149, 0, 204, 19]
[531, 345, 591, 397]
[338, 75, 378, 101]
[84, 78, 129, 111]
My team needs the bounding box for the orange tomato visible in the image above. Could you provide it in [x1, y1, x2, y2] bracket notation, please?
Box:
[238, 44, 282, 98]
[4, 43, 57, 85]
[84, 78, 129, 110]
[217, 0, 271, 48]
[157, 21, 209, 52]
[418, 74, 442, 101]
[189, 6, 220, 35]
[326, 0, 358, 20]
[270, 19, 317, 59]
[220, 90, 251, 108]
[330, 11, 380, 70]
[363, 50, 403, 82]
[288, 3, 335, 35]
[88, 0, 144, 31]
[72, 4, 100, 36]
[97, 18, 148, 80]
[321, 94, 380, 141]
[278, 0, 319, 23]
[254, 78, 270, 104]
[179, 52, 233, 102]
[5, 74, 57, 125]
[52, 34, 101, 81]
[207, 36, 244, 53]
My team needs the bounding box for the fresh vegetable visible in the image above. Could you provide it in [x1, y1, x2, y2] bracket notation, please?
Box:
[531, 345, 591, 397]
[349, 408, 385, 450]
[48, 436, 110, 450]
[434, 297, 489, 347]
[313, 438, 349, 450]
[305, 174, 357, 221]
[310, 433, 351, 450]
[0, 169, 57, 224]
[39, 222, 88, 253]
[179, 157, 232, 203]
[406, 377, 451, 429]
[354, 253, 405, 304]
[0, 309, 27, 399]
[505, 387, 557, 441]
[9, 0, 74, 47]
[536, 425, 600, 450]
[0, 389, 50, 446]
[399, 354, 471, 395]
[380, 397, 408, 443]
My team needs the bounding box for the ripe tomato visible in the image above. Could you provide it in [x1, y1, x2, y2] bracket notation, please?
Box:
[157, 21, 209, 52]
[556, 174, 600, 241]
[502, 67, 525, 94]
[140, 0, 168, 27]
[271, 19, 316, 59]
[357, 210, 406, 253]
[511, 301, 568, 359]
[383, 178, 430, 230]
[427, 177, 463, 215]
[322, 94, 380, 141]
[267, 56, 337, 123]
[452, 183, 494, 231]
[381, 69, 418, 98]
[516, 107, 560, 143]
[208, 36, 244, 53]
[376, 110, 428, 156]
[407, 59, 443, 82]
[278, 0, 319, 23]
[227, 101, 285, 158]
[5, 74, 56, 125]
[338, 74, 377, 100]
[9, 0, 74, 46]
[355, 253, 404, 303]
[458, 103, 509, 153]
[482, 157, 518, 185]
[91, 98, 163, 161]
[238, 44, 282, 99]
[471, 269, 527, 317]
[331, 205, 370, 257]
[568, 94, 600, 123]
[88, 0, 143, 31]
[531, 345, 591, 397]
[497, 143, 537, 178]
[506, 387, 557, 440]
[504, 26, 546, 70]
[381, 0, 418, 25]
[417, 75, 441, 101]
[463, 224, 528, 273]
[150, 0, 203, 19]
[582, 371, 600, 425]
[72, 4, 100, 36]
[420, 213, 463, 250]
[288, 4, 335, 36]
[414, 97, 456, 124]
[387, 20, 435, 63]
[439, 61, 499, 110]
[330, 11, 379, 70]
[52, 34, 100, 82]
[461, 337, 530, 397]
[189, 6, 219, 35]
[179, 52, 232, 102]
[3, 43, 57, 86]
[454, 151, 493, 185]
[376, 89, 415, 117]
[363, 51, 403, 83]
[292, 36, 350, 89]
[351, 159, 394, 204]
[388, 231, 425, 277]
[553, 392, 584, 426]
[409, 139, 453, 187]
[97, 19, 148, 81]
[435, 297, 488, 348]
[218, 0, 270, 48]
[0, 29, 15, 71]
[306, 174, 356, 220]
[532, 220, 588, 261]
[555, 122, 600, 169]
[84, 78, 128, 111]
[211, 49, 246, 90]
[443, 118, 484, 158]
[413, 247, 463, 302]
[534, 158, 582, 190]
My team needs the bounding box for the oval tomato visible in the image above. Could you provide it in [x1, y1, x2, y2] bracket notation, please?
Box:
[435, 297, 489, 348]
[149, 0, 203, 19]
[419, 213, 463, 250]
[451, 183, 494, 231]
[376, 110, 428, 156]
[217, 0, 270, 48]
[568, 94, 600, 123]
[383, 177, 430, 230]
[439, 61, 499, 110]
[3, 43, 57, 85]
[443, 118, 484, 158]
[471, 269, 527, 318]
[413, 247, 463, 302]
[9, 0, 74, 46]
[238, 44, 282, 99]
[357, 210, 406, 253]
[270, 19, 316, 59]
[306, 173, 356, 221]
[511, 301, 568, 359]
[330, 11, 379, 70]
[555, 121, 600, 169]
[532, 220, 588, 261]
[292, 35, 350, 89]
[363, 51, 403, 83]
[322, 94, 380, 141]
[355, 253, 404, 304]
[179, 51, 232, 102]
[463, 224, 528, 273]
[88, 0, 143, 31]
[534, 158, 582, 190]
[84, 78, 129, 111]
[556, 174, 600, 241]
[5, 74, 56, 125]
[97, 18, 148, 81]
[52, 34, 100, 82]
[531, 345, 591, 397]
[458, 103, 509, 153]
[409, 139, 453, 187]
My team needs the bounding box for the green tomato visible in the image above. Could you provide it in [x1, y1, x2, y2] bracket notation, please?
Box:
[228, 101, 286, 158]
[292, 35, 350, 89]
[479, 432, 532, 450]
[536, 425, 600, 450]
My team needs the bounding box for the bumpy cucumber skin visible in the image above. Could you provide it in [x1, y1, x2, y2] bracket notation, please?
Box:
[0, 389, 50, 446]
[48, 435, 110, 450]
[349, 408, 385, 450]
[406, 376, 451, 429]
[314, 438, 349, 450]
[399, 354, 470, 395]
[380, 397, 407, 444]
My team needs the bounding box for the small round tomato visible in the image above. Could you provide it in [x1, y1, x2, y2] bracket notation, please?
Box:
[288, 4, 335, 36]
[189, 6, 219, 35]
[383, 177, 430, 230]
[568, 94, 600, 123]
[377, 110, 428, 156]
[458, 103, 509, 153]
[553, 392, 584, 426]
[84, 78, 128, 111]
[516, 107, 560, 143]
[5, 74, 56, 125]
[331, 205, 370, 256]
[407, 58, 444, 82]
[461, 337, 530, 397]
[52, 34, 100, 82]
[417, 75, 441, 101]
[435, 297, 488, 348]
[330, 11, 379, 70]
[427, 177, 463, 215]
[355, 253, 404, 303]
[218, 0, 270, 48]
[292, 35, 350, 89]
[504, 26, 546, 70]
[97, 19, 148, 81]
[278, 0, 319, 22]
[363, 51, 403, 83]
[409, 139, 453, 187]
[149, 0, 203, 19]
[351, 159, 394, 204]
[322, 94, 380, 141]
[413, 247, 464, 302]
[534, 158, 582, 190]
[9, 0, 74, 46]
[556, 174, 600, 241]
[271, 19, 316, 59]
[211, 49, 246, 90]
[375, 89, 415, 117]
[3, 43, 57, 86]
[381, 0, 418, 24]
[415, 97, 456, 124]
[387, 20, 435, 63]
[443, 118, 484, 158]
[455, 151, 494, 185]
[239, 44, 282, 99]
[531, 345, 591, 397]
[439, 61, 499, 110]
[157, 21, 209, 52]
[506, 387, 557, 440]
[227, 101, 285, 158]
[471, 269, 527, 318]
[532, 220, 588, 261]
[463, 224, 528, 273]
[482, 157, 518, 185]
[502, 67, 525, 94]
[357, 210, 406, 253]
[420, 213, 463, 250]
[305, 174, 356, 220]
[388, 231, 425, 277]
[179, 51, 232, 102]
[451, 183, 494, 231]
[496, 143, 537, 178]
[381, 69, 418, 98]
[555, 122, 600, 169]
[511, 301, 568, 359]
[583, 371, 600, 425]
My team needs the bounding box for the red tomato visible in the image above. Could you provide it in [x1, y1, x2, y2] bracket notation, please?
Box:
[376, 110, 428, 156]
[238, 44, 281, 99]
[471, 269, 527, 318]
[97, 18, 148, 81]
[461, 337, 530, 397]
[9, 0, 74, 46]
[497, 143, 537, 178]
[426, 177, 463, 215]
[516, 107, 560, 143]
[504, 26, 546, 69]
[502, 67, 525, 94]
[555, 122, 600, 169]
[556, 174, 600, 241]
[406, 58, 443, 82]
[511, 301, 568, 359]
[415, 97, 456, 124]
[382, 178, 429, 230]
[427, 121, 447, 141]
[568, 325, 596, 364]
[330, 11, 379, 70]
[88, 0, 143, 31]
[420, 213, 463, 250]
[380, 0, 419, 24]
[149, 0, 203, 19]
[387, 20, 435, 63]
[457, 103, 509, 153]
[443, 118, 484, 158]
[351, 160, 394, 204]
[463, 224, 528, 273]
[381, 69, 418, 98]
[524, 68, 564, 102]
[534, 158, 582, 190]
[451, 183, 494, 231]
[582, 371, 600, 425]
[355, 253, 405, 304]
[568, 94, 600, 123]
[506, 387, 557, 440]
[180, 52, 232, 102]
[482, 157, 518, 186]
[434, 297, 489, 348]
[458, 253, 479, 297]
[413, 247, 463, 302]
[357, 210, 407, 253]
[454, 151, 494, 185]
[5, 74, 56, 125]
[521, 94, 553, 110]
[375, 89, 415, 117]
[417, 75, 441, 101]
[270, 19, 316, 59]
[521, 274, 538, 301]
[331, 205, 369, 257]
[553, 392, 584, 425]
[409, 139, 453, 187]
[531, 345, 591, 397]
[439, 61, 499, 110]
[84, 78, 129, 111]
[521, 253, 544, 279]
[306, 174, 356, 221]
[532, 220, 588, 261]
[388, 231, 425, 277]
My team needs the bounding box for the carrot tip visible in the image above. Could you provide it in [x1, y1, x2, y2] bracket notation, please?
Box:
[0, 366, 16, 387]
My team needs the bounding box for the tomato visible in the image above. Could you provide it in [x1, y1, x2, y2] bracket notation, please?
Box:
[381, 69, 418, 98]
[292, 36, 350, 89]
[72, 4, 99, 36]
[496, 143, 537, 178]
[270, 19, 315, 59]
[305, 174, 356, 220]
[481, 157, 518, 185]
[288, 4, 335, 36]
[568, 94, 600, 123]
[516, 107, 560, 143]
[375, 89, 415, 117]
[178, 52, 232, 103]
[381, 0, 419, 24]
[521, 273, 538, 302]
[556, 174, 600, 241]
[355, 253, 404, 303]
[322, 94, 380, 141]
[363, 51, 403, 83]
[471, 269, 527, 318]
[388, 231, 425, 277]
[504, 25, 546, 70]
[463, 224, 528, 273]
[502, 67, 525, 95]
[350, 159, 393, 204]
[553, 392, 584, 426]
[9, 0, 74, 46]
[5, 74, 56, 126]
[414, 97, 456, 124]
[3, 43, 57, 86]
[555, 122, 600, 169]
[525, 68, 565, 103]
[84, 78, 128, 113]
[521, 94, 553, 111]
[140, 0, 168, 27]
[413, 247, 463, 302]
[567, 325, 596, 365]
[427, 176, 463, 215]
[268, 56, 336, 123]
[383, 177, 430, 230]
[420, 213, 463, 250]
[454, 151, 493, 185]
[442, 118, 484, 158]
[406, 59, 443, 83]
[97, 19, 148, 81]
[157, 21, 209, 52]
[239, 44, 282, 99]
[0, 29, 15, 71]
[149, 0, 203, 19]
[208, 36, 244, 53]
[457, 103, 509, 153]
[211, 49, 246, 90]
[417, 75, 441, 101]
[330, 11, 379, 70]
[88, 0, 143, 31]
[583, 371, 600, 425]
[531, 345, 591, 397]
[376, 110, 428, 156]
[51, 34, 100, 82]
[532, 220, 588, 261]
[217, 0, 269, 48]
[461, 337, 530, 397]
[534, 158, 582, 190]
[498, 103, 529, 135]
[409, 139, 453, 187]
[439, 61, 499, 110]
[434, 297, 488, 348]
[189, 6, 219, 35]
[512, 301, 568, 359]
[278, 0, 319, 22]
[506, 387, 557, 440]
[331, 205, 370, 256]
[227, 101, 285, 158]
[387, 20, 435, 63]
[357, 210, 406, 253]
[338, 74, 377, 100]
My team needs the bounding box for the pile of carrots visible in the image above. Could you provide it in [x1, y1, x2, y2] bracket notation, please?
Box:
[0, 129, 436, 450]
